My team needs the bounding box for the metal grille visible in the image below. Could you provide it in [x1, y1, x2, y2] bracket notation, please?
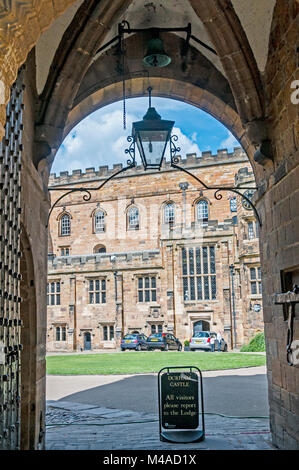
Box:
[0, 68, 24, 450]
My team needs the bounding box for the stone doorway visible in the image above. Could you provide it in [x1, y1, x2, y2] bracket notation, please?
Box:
[84, 332, 92, 351]
[193, 320, 210, 335]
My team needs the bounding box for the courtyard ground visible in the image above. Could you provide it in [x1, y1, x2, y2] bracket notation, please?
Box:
[46, 364, 275, 451]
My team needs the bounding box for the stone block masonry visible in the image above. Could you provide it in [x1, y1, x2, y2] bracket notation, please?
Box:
[47, 149, 264, 351]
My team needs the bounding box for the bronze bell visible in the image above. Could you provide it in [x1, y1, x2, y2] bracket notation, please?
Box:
[143, 35, 171, 67]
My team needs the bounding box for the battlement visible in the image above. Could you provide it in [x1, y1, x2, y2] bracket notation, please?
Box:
[48, 249, 162, 272]
[49, 147, 247, 187]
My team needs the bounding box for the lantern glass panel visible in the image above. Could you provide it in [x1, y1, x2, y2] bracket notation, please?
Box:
[136, 129, 169, 168]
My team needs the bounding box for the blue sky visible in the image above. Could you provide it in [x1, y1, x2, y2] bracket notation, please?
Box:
[52, 97, 240, 175]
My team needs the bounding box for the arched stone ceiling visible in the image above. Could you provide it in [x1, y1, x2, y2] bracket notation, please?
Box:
[35, 0, 85, 95]
[73, 32, 235, 111]
[34, 0, 277, 98]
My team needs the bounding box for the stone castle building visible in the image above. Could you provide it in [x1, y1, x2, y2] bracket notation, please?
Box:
[47, 147, 263, 351]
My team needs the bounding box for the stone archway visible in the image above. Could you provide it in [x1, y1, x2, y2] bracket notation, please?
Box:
[64, 76, 254, 161]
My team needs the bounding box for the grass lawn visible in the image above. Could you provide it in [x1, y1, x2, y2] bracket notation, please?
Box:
[46, 351, 266, 375]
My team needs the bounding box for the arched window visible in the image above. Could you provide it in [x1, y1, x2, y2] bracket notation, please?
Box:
[128, 207, 139, 230]
[94, 244, 106, 253]
[60, 213, 71, 236]
[164, 203, 175, 224]
[94, 209, 105, 233]
[196, 200, 209, 222]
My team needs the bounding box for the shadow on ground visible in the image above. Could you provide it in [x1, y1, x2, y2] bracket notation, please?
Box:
[59, 374, 269, 417]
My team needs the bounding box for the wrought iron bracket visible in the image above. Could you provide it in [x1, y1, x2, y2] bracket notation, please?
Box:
[46, 156, 136, 229]
[170, 134, 262, 226]
[95, 22, 217, 58]
[273, 286, 299, 366]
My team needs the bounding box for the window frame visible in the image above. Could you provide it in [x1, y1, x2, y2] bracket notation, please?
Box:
[47, 281, 61, 306]
[164, 202, 175, 225]
[196, 200, 209, 222]
[182, 246, 217, 302]
[88, 277, 107, 304]
[137, 275, 157, 303]
[103, 325, 115, 341]
[59, 213, 71, 237]
[249, 266, 262, 296]
[127, 206, 140, 230]
[94, 209, 106, 233]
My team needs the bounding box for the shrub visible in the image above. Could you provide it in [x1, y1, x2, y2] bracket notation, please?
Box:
[240, 332, 265, 352]
[184, 339, 190, 347]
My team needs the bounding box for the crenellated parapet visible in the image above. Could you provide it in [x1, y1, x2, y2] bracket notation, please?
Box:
[49, 147, 247, 186]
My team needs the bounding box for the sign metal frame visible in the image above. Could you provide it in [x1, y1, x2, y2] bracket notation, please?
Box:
[158, 366, 205, 443]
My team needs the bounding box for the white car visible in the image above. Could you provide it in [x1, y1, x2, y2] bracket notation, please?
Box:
[189, 331, 228, 352]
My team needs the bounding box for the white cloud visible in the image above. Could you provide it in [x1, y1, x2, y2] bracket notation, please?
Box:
[52, 105, 202, 174]
[220, 130, 239, 150]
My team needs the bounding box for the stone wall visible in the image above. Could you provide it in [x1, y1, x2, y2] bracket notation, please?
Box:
[256, 0, 299, 450]
[47, 152, 264, 351]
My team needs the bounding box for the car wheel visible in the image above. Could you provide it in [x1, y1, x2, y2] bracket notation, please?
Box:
[177, 344, 182, 351]
[223, 344, 228, 352]
[164, 344, 169, 351]
[121, 348, 125, 352]
[190, 348, 195, 352]
[136, 344, 141, 351]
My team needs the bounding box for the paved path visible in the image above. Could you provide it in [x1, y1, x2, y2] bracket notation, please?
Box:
[45, 366, 275, 450]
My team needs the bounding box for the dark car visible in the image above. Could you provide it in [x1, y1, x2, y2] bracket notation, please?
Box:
[121, 333, 148, 351]
[146, 333, 182, 351]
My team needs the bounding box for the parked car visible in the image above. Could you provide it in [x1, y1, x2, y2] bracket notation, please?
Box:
[146, 333, 182, 351]
[189, 331, 228, 352]
[121, 333, 148, 351]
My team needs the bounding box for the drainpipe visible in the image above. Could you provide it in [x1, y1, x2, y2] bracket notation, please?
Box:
[230, 264, 237, 348]
[172, 244, 176, 337]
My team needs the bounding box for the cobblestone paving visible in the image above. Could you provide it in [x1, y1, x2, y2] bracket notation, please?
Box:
[46, 401, 275, 451]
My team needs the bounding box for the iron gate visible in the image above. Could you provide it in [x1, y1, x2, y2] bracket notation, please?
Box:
[0, 67, 24, 450]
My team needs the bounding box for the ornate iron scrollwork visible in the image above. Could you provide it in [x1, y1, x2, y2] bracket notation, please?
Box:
[47, 146, 136, 228]
[170, 134, 181, 164]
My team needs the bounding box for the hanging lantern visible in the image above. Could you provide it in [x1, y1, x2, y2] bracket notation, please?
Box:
[131, 87, 174, 170]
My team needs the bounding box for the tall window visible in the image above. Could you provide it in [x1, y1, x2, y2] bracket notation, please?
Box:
[47, 281, 61, 305]
[103, 325, 114, 341]
[248, 221, 255, 239]
[55, 326, 66, 341]
[94, 210, 105, 233]
[230, 198, 237, 212]
[128, 207, 139, 230]
[138, 276, 157, 302]
[250, 267, 262, 295]
[60, 214, 71, 236]
[89, 279, 106, 304]
[182, 246, 216, 301]
[164, 203, 175, 224]
[196, 200, 209, 222]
